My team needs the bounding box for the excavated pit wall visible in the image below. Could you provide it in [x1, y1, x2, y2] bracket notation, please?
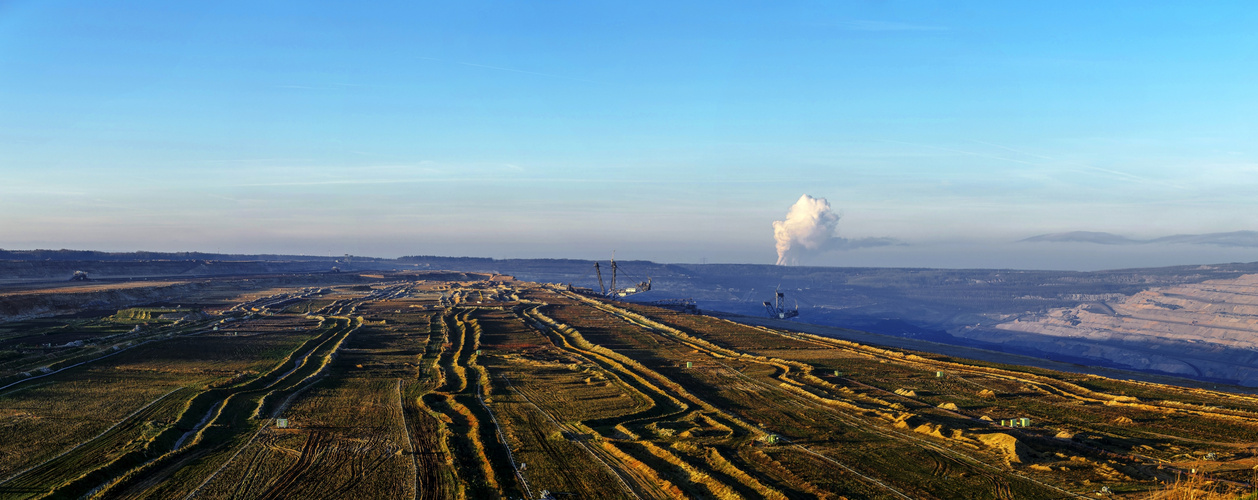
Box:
[0, 281, 216, 323]
[985, 273, 1258, 386]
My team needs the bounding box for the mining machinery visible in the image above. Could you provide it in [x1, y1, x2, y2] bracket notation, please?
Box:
[764, 286, 799, 319]
[593, 255, 652, 298]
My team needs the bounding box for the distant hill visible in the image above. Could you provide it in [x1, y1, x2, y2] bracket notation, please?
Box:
[1021, 231, 1140, 245]
[1150, 231, 1258, 247]
[1022, 230, 1258, 247]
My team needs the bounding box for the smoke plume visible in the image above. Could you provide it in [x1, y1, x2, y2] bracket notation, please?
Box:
[773, 194, 841, 265]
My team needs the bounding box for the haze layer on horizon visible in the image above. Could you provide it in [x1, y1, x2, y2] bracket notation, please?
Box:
[2, 1, 1256, 270]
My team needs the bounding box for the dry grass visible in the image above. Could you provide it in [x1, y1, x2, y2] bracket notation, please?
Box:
[10, 278, 1258, 499]
[1151, 473, 1257, 500]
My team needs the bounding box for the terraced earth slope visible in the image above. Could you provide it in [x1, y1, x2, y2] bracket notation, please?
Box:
[985, 273, 1258, 385]
[1, 272, 1256, 499]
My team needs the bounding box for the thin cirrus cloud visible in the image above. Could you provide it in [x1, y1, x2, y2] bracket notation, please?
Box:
[218, 163, 538, 188]
[883, 139, 1180, 190]
[415, 56, 600, 84]
[964, 140, 1180, 188]
[837, 20, 950, 32]
[271, 83, 385, 92]
[1022, 231, 1258, 248]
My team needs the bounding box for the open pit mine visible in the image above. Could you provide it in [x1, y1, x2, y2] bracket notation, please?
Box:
[3, 269, 1258, 499]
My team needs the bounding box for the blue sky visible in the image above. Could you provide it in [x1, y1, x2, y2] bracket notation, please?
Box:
[2, 1, 1256, 268]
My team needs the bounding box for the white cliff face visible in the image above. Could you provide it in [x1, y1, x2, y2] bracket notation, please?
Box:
[986, 274, 1258, 385]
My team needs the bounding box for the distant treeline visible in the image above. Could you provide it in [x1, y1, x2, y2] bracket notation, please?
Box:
[398, 255, 651, 266]
[0, 250, 651, 268]
[0, 249, 344, 262]
[398, 255, 498, 265]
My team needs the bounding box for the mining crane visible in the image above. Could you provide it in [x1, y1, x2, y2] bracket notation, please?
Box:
[593, 255, 651, 298]
[764, 286, 799, 319]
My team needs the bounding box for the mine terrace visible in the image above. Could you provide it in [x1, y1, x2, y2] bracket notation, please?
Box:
[2, 271, 1257, 499]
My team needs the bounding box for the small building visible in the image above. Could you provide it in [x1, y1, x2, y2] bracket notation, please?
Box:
[276, 418, 289, 428]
